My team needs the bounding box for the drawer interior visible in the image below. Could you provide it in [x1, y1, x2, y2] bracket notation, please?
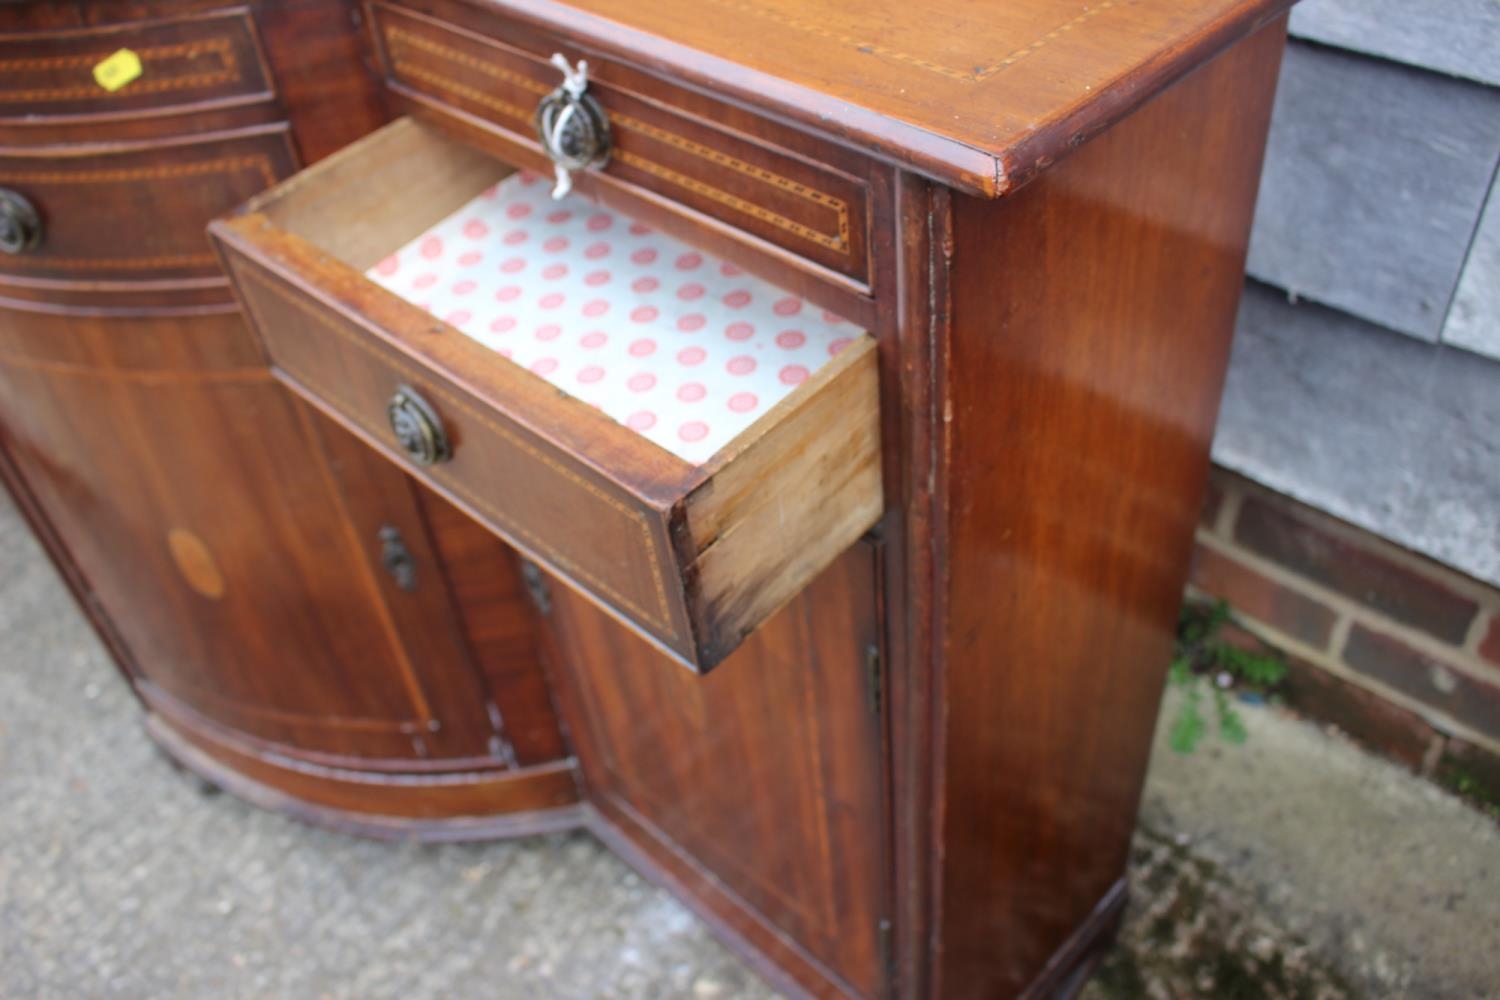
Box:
[256, 119, 870, 469]
[364, 172, 865, 464]
[214, 117, 883, 670]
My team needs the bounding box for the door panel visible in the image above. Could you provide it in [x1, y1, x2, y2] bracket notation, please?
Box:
[0, 307, 497, 764]
[544, 543, 886, 998]
[310, 409, 571, 768]
[414, 487, 570, 767]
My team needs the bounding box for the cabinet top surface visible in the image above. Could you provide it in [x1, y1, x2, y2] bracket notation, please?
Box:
[479, 0, 1289, 196]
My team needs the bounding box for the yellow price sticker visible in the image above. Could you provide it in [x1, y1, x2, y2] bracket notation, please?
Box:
[92, 48, 143, 93]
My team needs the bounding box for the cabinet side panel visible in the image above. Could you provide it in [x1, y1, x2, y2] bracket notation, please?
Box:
[934, 19, 1286, 999]
[257, 0, 391, 164]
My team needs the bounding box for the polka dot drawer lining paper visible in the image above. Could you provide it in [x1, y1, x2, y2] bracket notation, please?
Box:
[366, 172, 866, 466]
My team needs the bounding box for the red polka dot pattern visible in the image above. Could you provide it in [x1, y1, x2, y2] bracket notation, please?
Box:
[367, 172, 867, 464]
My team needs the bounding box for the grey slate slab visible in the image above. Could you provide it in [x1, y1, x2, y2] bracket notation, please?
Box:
[1290, 0, 1500, 86]
[1246, 42, 1500, 342]
[1443, 177, 1500, 361]
[1214, 281, 1500, 587]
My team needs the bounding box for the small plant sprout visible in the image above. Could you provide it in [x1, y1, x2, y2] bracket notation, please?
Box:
[1166, 600, 1288, 754]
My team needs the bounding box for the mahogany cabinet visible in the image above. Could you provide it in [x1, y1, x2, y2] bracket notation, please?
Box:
[4, 0, 1293, 996]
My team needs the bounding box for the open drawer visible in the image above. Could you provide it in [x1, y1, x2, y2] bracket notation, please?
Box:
[209, 118, 882, 672]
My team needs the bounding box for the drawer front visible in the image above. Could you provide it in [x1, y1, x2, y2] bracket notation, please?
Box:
[367, 2, 870, 286]
[222, 251, 693, 655]
[0, 125, 296, 285]
[0, 11, 273, 120]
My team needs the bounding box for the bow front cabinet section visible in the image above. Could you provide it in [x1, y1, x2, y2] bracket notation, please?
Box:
[7, 0, 1296, 996]
[0, 0, 580, 839]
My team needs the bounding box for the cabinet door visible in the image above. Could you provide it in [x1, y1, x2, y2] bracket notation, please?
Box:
[0, 307, 500, 765]
[310, 410, 571, 769]
[542, 543, 887, 999]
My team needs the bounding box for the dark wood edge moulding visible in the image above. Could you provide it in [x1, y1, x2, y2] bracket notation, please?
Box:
[146, 712, 587, 842]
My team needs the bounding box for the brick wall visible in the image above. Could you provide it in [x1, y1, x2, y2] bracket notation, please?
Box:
[1208, 0, 1500, 812]
[1191, 468, 1500, 779]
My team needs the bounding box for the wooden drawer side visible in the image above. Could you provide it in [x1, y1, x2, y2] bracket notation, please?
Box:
[681, 337, 884, 664]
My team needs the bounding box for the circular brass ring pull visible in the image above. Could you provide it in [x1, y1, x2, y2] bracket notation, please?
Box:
[535, 53, 611, 199]
[0, 188, 43, 255]
[386, 385, 451, 467]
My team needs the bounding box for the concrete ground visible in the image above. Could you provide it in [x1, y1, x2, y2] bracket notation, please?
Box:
[2, 489, 1497, 999]
[1088, 697, 1500, 1000]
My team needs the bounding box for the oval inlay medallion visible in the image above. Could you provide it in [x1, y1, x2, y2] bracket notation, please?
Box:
[166, 528, 225, 599]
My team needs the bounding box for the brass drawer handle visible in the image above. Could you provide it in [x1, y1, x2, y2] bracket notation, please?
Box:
[0, 188, 43, 255]
[386, 385, 451, 467]
[535, 53, 611, 200]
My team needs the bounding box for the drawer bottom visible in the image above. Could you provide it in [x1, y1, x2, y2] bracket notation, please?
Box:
[366, 171, 866, 465]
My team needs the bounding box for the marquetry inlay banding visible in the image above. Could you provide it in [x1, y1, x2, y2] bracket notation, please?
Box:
[234, 263, 680, 640]
[167, 528, 226, 600]
[609, 111, 850, 253]
[698, 0, 1119, 83]
[381, 24, 851, 256]
[388, 60, 534, 127]
[0, 354, 271, 384]
[0, 37, 242, 102]
[385, 27, 542, 101]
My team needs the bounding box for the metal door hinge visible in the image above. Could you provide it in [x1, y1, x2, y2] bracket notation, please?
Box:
[877, 917, 895, 990]
[864, 643, 883, 718]
[487, 733, 518, 768]
[486, 702, 519, 767]
[378, 525, 417, 591]
[521, 560, 552, 615]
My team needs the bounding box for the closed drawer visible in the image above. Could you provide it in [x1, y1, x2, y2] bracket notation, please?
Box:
[366, 1, 872, 290]
[210, 119, 882, 671]
[0, 10, 273, 121]
[0, 124, 296, 286]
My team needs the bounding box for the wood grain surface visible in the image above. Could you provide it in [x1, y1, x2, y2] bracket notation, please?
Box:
[544, 543, 886, 999]
[928, 20, 1287, 997]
